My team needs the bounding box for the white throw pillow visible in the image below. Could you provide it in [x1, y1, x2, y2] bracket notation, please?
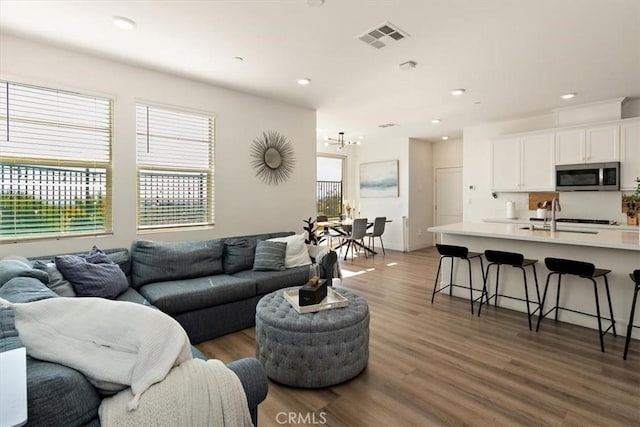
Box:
[267, 234, 311, 268]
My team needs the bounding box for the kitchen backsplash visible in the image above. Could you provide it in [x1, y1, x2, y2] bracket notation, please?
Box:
[493, 191, 628, 223]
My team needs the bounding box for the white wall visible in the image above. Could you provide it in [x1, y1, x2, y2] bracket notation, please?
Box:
[346, 136, 409, 252]
[433, 138, 462, 169]
[0, 35, 317, 257]
[407, 139, 433, 251]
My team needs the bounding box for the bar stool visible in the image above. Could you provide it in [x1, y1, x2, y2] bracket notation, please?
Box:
[623, 269, 640, 360]
[431, 244, 485, 314]
[478, 250, 541, 330]
[536, 257, 616, 352]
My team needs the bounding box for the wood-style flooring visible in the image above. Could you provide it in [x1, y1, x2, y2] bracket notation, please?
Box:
[197, 247, 640, 427]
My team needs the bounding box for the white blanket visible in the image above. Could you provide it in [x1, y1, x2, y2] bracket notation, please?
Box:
[99, 358, 253, 427]
[0, 297, 192, 409]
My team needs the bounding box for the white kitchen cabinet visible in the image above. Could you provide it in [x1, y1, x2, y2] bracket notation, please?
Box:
[555, 124, 619, 165]
[520, 133, 555, 190]
[620, 119, 640, 191]
[491, 133, 555, 192]
[491, 137, 520, 191]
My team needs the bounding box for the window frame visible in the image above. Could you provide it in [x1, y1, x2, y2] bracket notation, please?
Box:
[0, 79, 113, 241]
[135, 102, 215, 231]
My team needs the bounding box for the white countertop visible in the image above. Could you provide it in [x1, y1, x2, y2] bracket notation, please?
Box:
[482, 218, 640, 231]
[428, 222, 640, 251]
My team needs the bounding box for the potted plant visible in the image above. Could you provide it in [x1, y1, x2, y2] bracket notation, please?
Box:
[622, 189, 640, 226]
[302, 217, 326, 245]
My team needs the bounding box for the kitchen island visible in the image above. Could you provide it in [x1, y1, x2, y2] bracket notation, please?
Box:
[428, 222, 639, 340]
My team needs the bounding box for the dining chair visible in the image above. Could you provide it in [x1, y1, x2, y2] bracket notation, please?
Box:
[342, 218, 368, 260]
[365, 216, 387, 256]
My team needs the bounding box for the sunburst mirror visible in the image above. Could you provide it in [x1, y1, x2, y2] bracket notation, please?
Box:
[251, 131, 296, 185]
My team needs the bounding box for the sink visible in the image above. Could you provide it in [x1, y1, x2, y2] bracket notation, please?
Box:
[519, 226, 598, 235]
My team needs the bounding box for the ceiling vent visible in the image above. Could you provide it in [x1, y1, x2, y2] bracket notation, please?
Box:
[357, 22, 408, 49]
[378, 122, 398, 128]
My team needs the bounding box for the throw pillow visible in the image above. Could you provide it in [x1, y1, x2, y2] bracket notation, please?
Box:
[55, 249, 128, 299]
[267, 234, 312, 268]
[223, 238, 258, 274]
[253, 241, 287, 271]
[0, 277, 58, 303]
[0, 259, 49, 288]
[33, 261, 77, 297]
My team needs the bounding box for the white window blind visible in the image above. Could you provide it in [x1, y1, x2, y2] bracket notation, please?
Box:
[136, 105, 214, 229]
[0, 81, 112, 240]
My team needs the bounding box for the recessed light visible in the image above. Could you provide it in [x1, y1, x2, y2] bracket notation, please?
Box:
[450, 88, 466, 96]
[307, 0, 325, 6]
[431, 119, 441, 124]
[113, 16, 136, 30]
[296, 78, 311, 85]
[358, 136, 364, 139]
[442, 136, 449, 140]
[561, 93, 576, 100]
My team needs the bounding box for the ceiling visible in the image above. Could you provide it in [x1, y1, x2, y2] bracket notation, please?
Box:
[1, 0, 639, 143]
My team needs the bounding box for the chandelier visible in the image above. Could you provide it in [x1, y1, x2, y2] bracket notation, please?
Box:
[324, 132, 361, 150]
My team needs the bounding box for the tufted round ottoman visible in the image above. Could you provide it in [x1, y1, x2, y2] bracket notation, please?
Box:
[255, 287, 369, 388]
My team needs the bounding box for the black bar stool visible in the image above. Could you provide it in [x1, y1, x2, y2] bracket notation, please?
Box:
[536, 257, 616, 352]
[623, 269, 640, 360]
[478, 250, 541, 330]
[431, 244, 485, 314]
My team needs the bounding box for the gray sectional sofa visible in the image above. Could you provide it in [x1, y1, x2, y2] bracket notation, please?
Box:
[0, 231, 337, 426]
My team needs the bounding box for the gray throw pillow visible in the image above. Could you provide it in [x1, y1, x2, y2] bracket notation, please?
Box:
[0, 277, 58, 303]
[253, 241, 287, 271]
[223, 238, 258, 274]
[33, 261, 77, 297]
[0, 259, 49, 288]
[55, 250, 128, 299]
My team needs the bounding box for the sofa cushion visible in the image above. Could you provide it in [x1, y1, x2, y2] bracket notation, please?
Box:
[55, 253, 128, 299]
[131, 239, 224, 288]
[267, 234, 312, 268]
[139, 275, 256, 315]
[26, 357, 102, 427]
[0, 307, 23, 352]
[115, 287, 153, 307]
[0, 259, 49, 288]
[253, 241, 287, 271]
[0, 277, 58, 303]
[32, 261, 77, 297]
[234, 265, 309, 295]
[223, 237, 258, 274]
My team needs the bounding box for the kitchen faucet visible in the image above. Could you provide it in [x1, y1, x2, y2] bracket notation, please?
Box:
[550, 198, 561, 232]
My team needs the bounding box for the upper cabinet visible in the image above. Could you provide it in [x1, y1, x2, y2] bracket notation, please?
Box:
[620, 119, 640, 191]
[555, 124, 620, 165]
[491, 132, 555, 192]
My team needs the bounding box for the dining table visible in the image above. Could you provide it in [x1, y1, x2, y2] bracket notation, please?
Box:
[317, 218, 391, 260]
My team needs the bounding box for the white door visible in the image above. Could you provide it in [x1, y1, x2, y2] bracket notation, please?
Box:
[491, 137, 520, 190]
[436, 167, 463, 227]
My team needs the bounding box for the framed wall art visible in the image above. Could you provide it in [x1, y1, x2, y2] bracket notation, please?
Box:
[359, 160, 399, 198]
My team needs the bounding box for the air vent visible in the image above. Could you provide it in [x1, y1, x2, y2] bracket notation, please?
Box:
[358, 22, 409, 49]
[378, 122, 398, 128]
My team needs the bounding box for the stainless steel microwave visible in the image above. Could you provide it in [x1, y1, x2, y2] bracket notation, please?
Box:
[555, 162, 620, 191]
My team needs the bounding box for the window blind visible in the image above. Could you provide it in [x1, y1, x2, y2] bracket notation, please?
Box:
[136, 105, 214, 229]
[0, 81, 112, 240]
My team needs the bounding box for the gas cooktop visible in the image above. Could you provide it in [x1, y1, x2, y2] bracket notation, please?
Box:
[529, 218, 613, 225]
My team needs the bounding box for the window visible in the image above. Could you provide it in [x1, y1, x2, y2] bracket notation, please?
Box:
[0, 81, 112, 240]
[316, 156, 343, 218]
[136, 105, 214, 229]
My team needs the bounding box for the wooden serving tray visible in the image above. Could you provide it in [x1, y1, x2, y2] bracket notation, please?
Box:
[283, 287, 349, 314]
